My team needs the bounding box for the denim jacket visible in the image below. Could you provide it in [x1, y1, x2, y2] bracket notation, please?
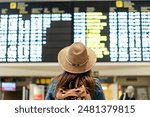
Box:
[45, 78, 105, 100]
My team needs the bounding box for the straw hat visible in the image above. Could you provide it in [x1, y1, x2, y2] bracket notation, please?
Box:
[58, 42, 97, 74]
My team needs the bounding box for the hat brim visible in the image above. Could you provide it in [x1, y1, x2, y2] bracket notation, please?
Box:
[58, 46, 97, 74]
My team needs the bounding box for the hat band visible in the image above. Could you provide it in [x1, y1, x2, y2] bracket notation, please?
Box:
[65, 56, 89, 67]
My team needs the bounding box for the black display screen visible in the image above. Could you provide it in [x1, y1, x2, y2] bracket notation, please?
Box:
[0, 1, 150, 62]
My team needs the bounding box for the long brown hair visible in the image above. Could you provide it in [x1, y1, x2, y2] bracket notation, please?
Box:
[55, 70, 95, 98]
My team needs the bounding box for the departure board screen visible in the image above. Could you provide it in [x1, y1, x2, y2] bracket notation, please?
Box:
[0, 1, 150, 62]
[0, 2, 72, 62]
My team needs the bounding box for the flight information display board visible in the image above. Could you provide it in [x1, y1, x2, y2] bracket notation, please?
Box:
[0, 1, 150, 62]
[0, 2, 72, 62]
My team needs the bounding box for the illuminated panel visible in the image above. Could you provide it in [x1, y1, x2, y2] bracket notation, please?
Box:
[128, 12, 141, 61]
[108, 1, 150, 62]
[118, 12, 128, 61]
[109, 12, 118, 61]
[0, 15, 8, 62]
[2, 82, 16, 91]
[30, 14, 43, 62]
[18, 15, 30, 62]
[141, 9, 150, 61]
[74, 12, 86, 44]
[7, 15, 18, 62]
[0, 1, 150, 63]
[86, 12, 109, 59]
[0, 2, 72, 62]
[73, 1, 110, 62]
